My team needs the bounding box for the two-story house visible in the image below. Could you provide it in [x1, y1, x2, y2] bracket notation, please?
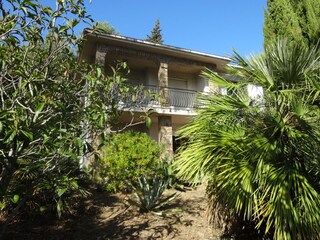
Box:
[80, 29, 232, 158]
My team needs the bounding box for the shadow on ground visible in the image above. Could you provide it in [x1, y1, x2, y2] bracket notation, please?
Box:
[1, 185, 221, 240]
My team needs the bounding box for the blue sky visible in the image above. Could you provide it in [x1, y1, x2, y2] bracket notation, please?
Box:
[83, 1, 267, 58]
[39, 1, 266, 58]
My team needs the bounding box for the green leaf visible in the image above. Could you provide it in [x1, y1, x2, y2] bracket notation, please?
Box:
[56, 199, 63, 218]
[4, 130, 17, 143]
[67, 18, 80, 27]
[33, 102, 45, 122]
[21, 7, 28, 15]
[42, 7, 52, 15]
[36, 102, 45, 112]
[59, 25, 70, 33]
[75, 137, 83, 148]
[146, 116, 152, 129]
[39, 206, 46, 212]
[11, 195, 19, 203]
[65, 151, 77, 159]
[96, 67, 102, 78]
[71, 181, 78, 189]
[0, 110, 15, 119]
[58, 128, 67, 133]
[57, 188, 67, 197]
[20, 129, 33, 141]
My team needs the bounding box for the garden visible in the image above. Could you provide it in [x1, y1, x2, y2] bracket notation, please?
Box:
[1, 1, 320, 240]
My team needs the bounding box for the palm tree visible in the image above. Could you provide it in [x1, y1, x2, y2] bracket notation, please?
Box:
[174, 39, 320, 239]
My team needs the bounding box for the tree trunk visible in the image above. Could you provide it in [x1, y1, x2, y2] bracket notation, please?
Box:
[0, 157, 17, 199]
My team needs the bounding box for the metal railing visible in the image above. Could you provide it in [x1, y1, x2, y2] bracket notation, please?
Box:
[168, 87, 197, 108]
[133, 85, 198, 109]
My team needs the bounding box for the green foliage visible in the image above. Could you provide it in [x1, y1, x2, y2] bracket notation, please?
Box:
[0, 0, 145, 222]
[129, 175, 177, 212]
[155, 158, 184, 190]
[264, 0, 320, 48]
[84, 62, 148, 142]
[93, 21, 119, 34]
[0, 0, 94, 218]
[95, 131, 162, 192]
[129, 160, 180, 212]
[29, 171, 90, 218]
[146, 19, 164, 44]
[175, 39, 320, 239]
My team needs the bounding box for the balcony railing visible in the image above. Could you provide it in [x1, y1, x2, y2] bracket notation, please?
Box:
[133, 85, 198, 109]
[168, 87, 198, 108]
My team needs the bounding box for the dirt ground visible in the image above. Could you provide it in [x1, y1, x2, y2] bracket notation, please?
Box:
[2, 184, 223, 239]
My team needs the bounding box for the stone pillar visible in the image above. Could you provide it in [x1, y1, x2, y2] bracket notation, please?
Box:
[208, 79, 220, 93]
[158, 116, 173, 159]
[158, 61, 169, 106]
[205, 66, 219, 93]
[95, 43, 107, 67]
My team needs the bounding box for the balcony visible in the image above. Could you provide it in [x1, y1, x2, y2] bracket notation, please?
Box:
[130, 85, 198, 110]
[168, 87, 198, 109]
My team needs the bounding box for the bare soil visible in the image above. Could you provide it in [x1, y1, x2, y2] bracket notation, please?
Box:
[2, 184, 223, 239]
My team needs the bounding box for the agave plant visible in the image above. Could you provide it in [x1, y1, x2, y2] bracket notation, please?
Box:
[175, 39, 320, 239]
[129, 175, 177, 212]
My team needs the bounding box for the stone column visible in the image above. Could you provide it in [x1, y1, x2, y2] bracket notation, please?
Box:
[205, 66, 219, 93]
[158, 61, 169, 106]
[158, 116, 173, 159]
[95, 43, 107, 67]
[208, 79, 220, 93]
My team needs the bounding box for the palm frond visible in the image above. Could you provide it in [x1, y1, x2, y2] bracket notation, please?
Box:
[175, 38, 320, 239]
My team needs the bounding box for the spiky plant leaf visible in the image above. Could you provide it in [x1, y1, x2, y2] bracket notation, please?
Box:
[130, 176, 177, 212]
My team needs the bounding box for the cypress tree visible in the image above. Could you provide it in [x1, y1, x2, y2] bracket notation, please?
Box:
[146, 19, 164, 44]
[264, 0, 320, 47]
[292, 0, 320, 47]
[264, 0, 302, 46]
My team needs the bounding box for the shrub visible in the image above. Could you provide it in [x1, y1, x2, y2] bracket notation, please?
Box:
[95, 131, 162, 192]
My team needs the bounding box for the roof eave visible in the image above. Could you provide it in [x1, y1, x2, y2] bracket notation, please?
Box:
[83, 28, 231, 64]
